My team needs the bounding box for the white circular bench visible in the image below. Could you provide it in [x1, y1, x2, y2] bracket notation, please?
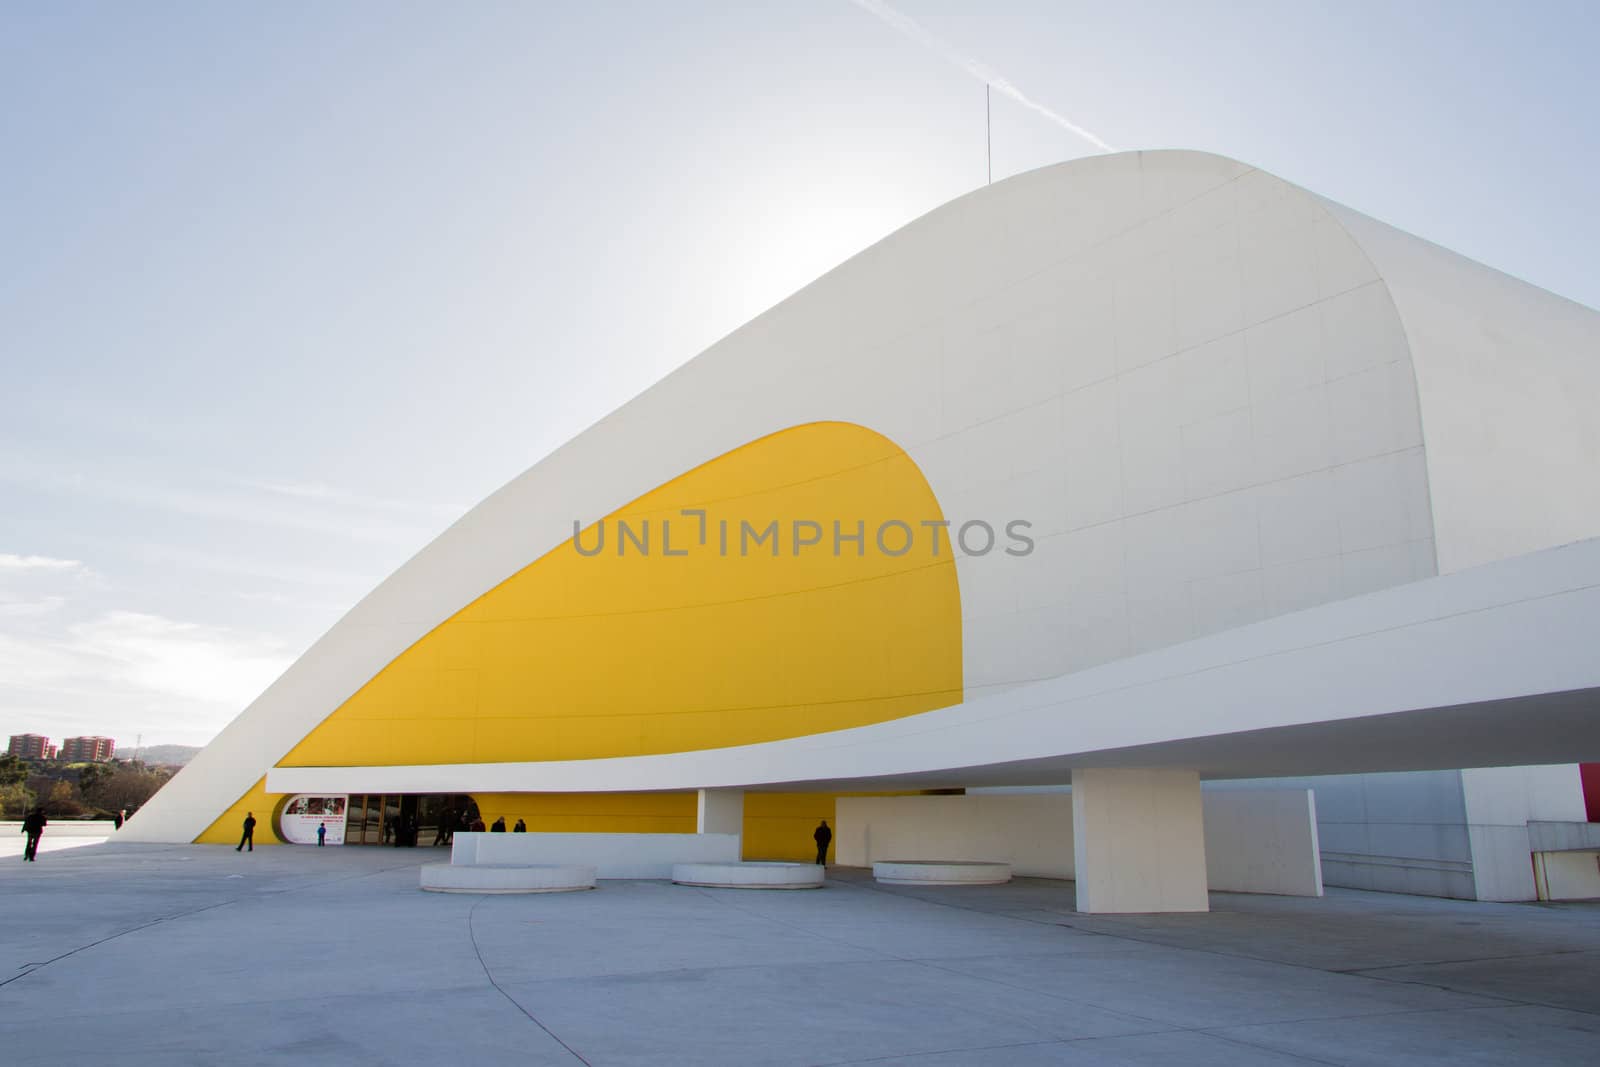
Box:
[872, 860, 1012, 886]
[672, 861, 825, 889]
[420, 863, 596, 893]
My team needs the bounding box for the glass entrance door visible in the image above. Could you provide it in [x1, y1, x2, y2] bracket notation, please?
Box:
[340, 794, 477, 846]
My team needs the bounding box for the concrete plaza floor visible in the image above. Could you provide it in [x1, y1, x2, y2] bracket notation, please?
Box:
[2, 840, 1598, 1065]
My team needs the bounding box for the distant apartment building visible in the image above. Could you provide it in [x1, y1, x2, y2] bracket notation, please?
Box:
[61, 736, 116, 762]
[7, 734, 57, 760]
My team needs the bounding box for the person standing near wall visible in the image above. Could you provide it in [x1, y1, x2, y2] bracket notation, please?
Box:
[237, 811, 255, 852]
[316, 822, 327, 847]
[21, 808, 47, 862]
[813, 819, 832, 866]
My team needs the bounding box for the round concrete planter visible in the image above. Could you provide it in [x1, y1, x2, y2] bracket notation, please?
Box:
[420, 863, 597, 893]
[872, 860, 1012, 886]
[672, 861, 825, 889]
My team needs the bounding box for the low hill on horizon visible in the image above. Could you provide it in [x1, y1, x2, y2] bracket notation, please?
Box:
[114, 744, 201, 766]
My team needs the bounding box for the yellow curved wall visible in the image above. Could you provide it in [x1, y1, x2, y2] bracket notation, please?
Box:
[472, 792, 696, 834]
[198, 421, 962, 844]
[470, 790, 900, 863]
[280, 420, 962, 765]
[196, 777, 281, 845]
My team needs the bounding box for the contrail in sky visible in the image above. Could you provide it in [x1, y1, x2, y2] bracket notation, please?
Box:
[847, 0, 1116, 154]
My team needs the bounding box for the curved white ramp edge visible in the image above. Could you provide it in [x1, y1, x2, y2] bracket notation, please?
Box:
[672, 861, 825, 889]
[420, 863, 596, 894]
[873, 861, 1013, 886]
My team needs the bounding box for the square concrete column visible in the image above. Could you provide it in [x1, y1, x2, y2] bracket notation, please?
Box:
[696, 789, 744, 851]
[1072, 768, 1208, 913]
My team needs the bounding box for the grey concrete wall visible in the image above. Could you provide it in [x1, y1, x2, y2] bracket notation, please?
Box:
[1252, 771, 1477, 899]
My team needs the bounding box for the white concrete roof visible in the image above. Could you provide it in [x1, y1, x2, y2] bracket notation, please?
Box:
[125, 150, 1600, 842]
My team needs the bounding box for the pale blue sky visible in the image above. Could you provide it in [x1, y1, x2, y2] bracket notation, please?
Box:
[3, 1, 1597, 747]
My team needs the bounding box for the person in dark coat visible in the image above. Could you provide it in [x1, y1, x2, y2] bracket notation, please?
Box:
[813, 819, 832, 866]
[237, 811, 256, 852]
[22, 808, 47, 862]
[490, 816, 507, 832]
[512, 818, 527, 832]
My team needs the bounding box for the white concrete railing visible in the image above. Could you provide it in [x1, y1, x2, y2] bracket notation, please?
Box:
[450, 831, 740, 879]
[0, 820, 120, 837]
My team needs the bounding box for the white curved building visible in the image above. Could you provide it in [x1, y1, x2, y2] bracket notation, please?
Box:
[124, 151, 1600, 910]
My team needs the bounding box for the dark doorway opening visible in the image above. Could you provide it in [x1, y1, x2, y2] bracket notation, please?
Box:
[342, 793, 478, 846]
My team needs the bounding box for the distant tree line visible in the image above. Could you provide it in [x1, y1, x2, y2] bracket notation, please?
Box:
[0, 752, 175, 819]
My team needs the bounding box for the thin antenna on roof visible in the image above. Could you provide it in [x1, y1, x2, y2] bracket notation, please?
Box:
[986, 83, 992, 184]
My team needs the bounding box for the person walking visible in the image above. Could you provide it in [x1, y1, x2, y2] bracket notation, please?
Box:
[316, 822, 327, 846]
[813, 819, 832, 866]
[21, 808, 47, 862]
[237, 811, 256, 852]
